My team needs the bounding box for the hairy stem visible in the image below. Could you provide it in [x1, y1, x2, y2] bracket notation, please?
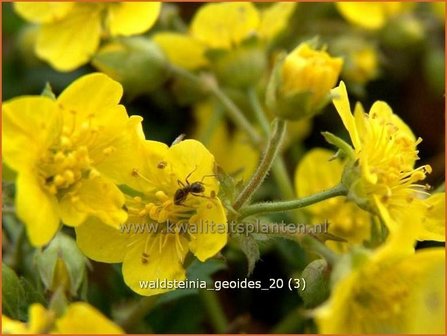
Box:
[199, 289, 228, 333]
[233, 118, 287, 211]
[247, 87, 296, 200]
[238, 184, 347, 219]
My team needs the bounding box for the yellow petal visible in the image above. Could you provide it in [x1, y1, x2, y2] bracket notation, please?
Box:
[189, 198, 227, 261]
[1, 315, 29, 334]
[122, 234, 188, 296]
[403, 248, 445, 333]
[60, 176, 127, 228]
[57, 73, 129, 141]
[120, 139, 170, 194]
[36, 4, 102, 71]
[93, 116, 147, 186]
[16, 171, 60, 247]
[418, 193, 445, 242]
[166, 139, 219, 196]
[331, 81, 361, 150]
[316, 247, 445, 333]
[295, 148, 343, 211]
[336, 2, 402, 30]
[76, 217, 129, 263]
[55, 302, 123, 334]
[295, 148, 370, 245]
[191, 2, 260, 49]
[14, 2, 74, 24]
[107, 2, 160, 36]
[3, 96, 61, 172]
[258, 2, 297, 40]
[28, 304, 54, 333]
[152, 32, 208, 70]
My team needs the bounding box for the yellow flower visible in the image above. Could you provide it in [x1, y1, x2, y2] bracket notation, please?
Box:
[295, 148, 371, 248]
[14, 2, 161, 71]
[3, 73, 142, 246]
[2, 303, 55, 334]
[76, 140, 228, 296]
[267, 42, 343, 120]
[331, 81, 444, 241]
[336, 2, 407, 30]
[54, 303, 123, 333]
[315, 242, 445, 333]
[281, 43, 343, 105]
[154, 2, 296, 70]
[2, 303, 123, 334]
[192, 100, 260, 181]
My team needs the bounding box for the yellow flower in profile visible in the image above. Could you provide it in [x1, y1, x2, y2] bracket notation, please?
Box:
[14, 2, 161, 71]
[3, 73, 142, 246]
[315, 228, 445, 333]
[331, 81, 444, 240]
[336, 2, 407, 30]
[76, 140, 227, 296]
[280, 43, 343, 106]
[2, 302, 123, 334]
[154, 2, 296, 70]
[192, 100, 259, 181]
[295, 148, 371, 247]
[268, 42, 343, 120]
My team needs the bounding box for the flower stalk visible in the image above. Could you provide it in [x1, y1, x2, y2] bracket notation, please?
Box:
[238, 183, 347, 219]
[232, 118, 287, 211]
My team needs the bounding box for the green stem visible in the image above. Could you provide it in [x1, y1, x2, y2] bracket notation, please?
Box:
[247, 87, 270, 136]
[169, 65, 262, 146]
[271, 308, 305, 334]
[232, 118, 287, 211]
[239, 183, 347, 219]
[247, 87, 295, 200]
[300, 235, 339, 265]
[199, 289, 228, 333]
[119, 296, 158, 332]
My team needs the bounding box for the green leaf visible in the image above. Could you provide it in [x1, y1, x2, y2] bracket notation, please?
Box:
[2, 264, 27, 320]
[321, 131, 354, 159]
[216, 165, 237, 209]
[41, 82, 56, 100]
[298, 259, 330, 308]
[234, 234, 260, 276]
[20, 277, 47, 307]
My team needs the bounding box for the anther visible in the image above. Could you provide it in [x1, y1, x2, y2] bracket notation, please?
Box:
[157, 161, 167, 169]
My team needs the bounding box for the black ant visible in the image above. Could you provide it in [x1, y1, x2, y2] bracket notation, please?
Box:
[174, 167, 216, 206]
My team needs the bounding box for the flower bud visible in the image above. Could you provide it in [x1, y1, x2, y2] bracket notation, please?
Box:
[208, 44, 267, 89]
[34, 233, 87, 297]
[267, 42, 343, 120]
[92, 37, 169, 97]
[298, 259, 331, 308]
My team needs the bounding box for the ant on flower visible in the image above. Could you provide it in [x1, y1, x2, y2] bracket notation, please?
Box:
[174, 166, 216, 206]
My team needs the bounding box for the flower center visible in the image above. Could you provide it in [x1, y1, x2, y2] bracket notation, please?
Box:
[38, 109, 106, 196]
[359, 112, 431, 203]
